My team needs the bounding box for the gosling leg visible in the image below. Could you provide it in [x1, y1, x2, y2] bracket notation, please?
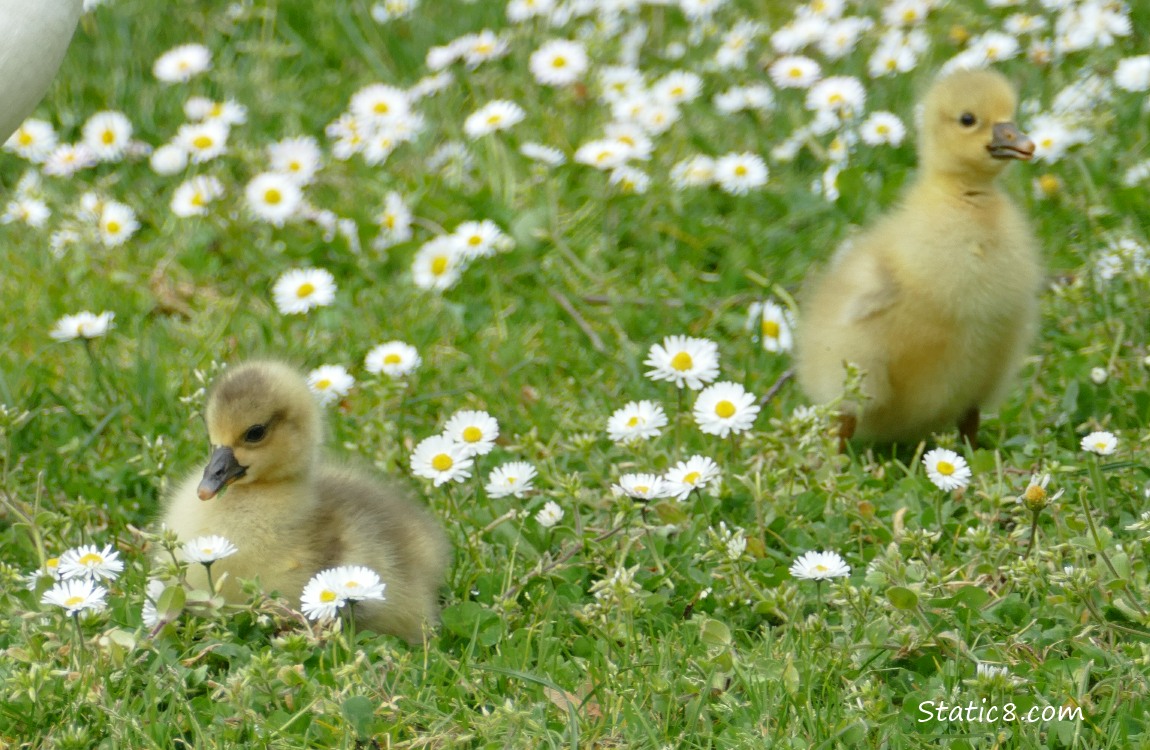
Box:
[958, 407, 980, 450]
[837, 413, 857, 454]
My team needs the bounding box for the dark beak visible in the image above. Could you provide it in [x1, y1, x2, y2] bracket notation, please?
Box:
[987, 122, 1035, 161]
[197, 446, 246, 500]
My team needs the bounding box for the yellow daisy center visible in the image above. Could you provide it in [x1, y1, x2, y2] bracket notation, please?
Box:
[383, 353, 402, 364]
[814, 564, 828, 572]
[264, 188, 282, 205]
[551, 56, 568, 68]
[315, 379, 332, 390]
[192, 135, 213, 150]
[486, 113, 504, 125]
[762, 320, 780, 338]
[210, 103, 224, 117]
[634, 485, 648, 494]
[320, 589, 338, 603]
[78, 553, 104, 567]
[788, 67, 803, 78]
[64, 595, 85, 607]
[1038, 174, 1060, 195]
[296, 282, 315, 298]
[101, 129, 116, 145]
[670, 86, 684, 97]
[462, 426, 483, 443]
[828, 93, 844, 105]
[191, 192, 205, 207]
[876, 124, 890, 135]
[734, 164, 748, 176]
[47, 558, 59, 569]
[467, 235, 483, 246]
[201, 547, 214, 555]
[626, 416, 641, 428]
[1023, 485, 1047, 503]
[105, 221, 121, 234]
[374, 101, 390, 114]
[670, 351, 694, 371]
[431, 255, 449, 276]
[384, 214, 396, 228]
[18, 131, 33, 146]
[683, 471, 701, 485]
[345, 581, 360, 589]
[432, 453, 454, 471]
[714, 400, 736, 419]
[936, 461, 955, 476]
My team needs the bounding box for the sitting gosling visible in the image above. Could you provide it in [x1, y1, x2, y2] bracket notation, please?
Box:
[795, 68, 1041, 447]
[162, 360, 451, 642]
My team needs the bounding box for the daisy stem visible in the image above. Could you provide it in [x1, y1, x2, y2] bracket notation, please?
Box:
[345, 603, 357, 662]
[676, 387, 684, 451]
[815, 580, 823, 609]
[1024, 510, 1040, 560]
[71, 611, 85, 672]
[82, 338, 114, 403]
[1078, 484, 1147, 617]
[203, 562, 216, 597]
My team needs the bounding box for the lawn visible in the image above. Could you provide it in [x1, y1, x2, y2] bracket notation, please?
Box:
[2, 0, 1149, 747]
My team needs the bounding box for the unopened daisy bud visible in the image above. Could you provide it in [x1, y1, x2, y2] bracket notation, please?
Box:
[1019, 474, 1062, 512]
[1090, 367, 1108, 385]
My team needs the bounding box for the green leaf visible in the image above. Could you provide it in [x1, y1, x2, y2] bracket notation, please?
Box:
[156, 584, 185, 623]
[440, 601, 504, 647]
[887, 586, 919, 610]
[699, 618, 732, 648]
[341, 695, 375, 740]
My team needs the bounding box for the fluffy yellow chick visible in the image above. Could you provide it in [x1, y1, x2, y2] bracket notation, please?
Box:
[795, 68, 1040, 446]
[162, 361, 451, 643]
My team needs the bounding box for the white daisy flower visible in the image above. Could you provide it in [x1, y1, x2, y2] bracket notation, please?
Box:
[364, 341, 421, 377]
[1019, 473, 1064, 510]
[529, 39, 588, 86]
[713, 152, 768, 195]
[244, 172, 303, 226]
[371, 0, 419, 22]
[609, 166, 650, 194]
[458, 29, 510, 68]
[520, 142, 566, 166]
[181, 535, 239, 564]
[141, 578, 166, 628]
[50, 311, 115, 342]
[2, 196, 51, 228]
[326, 565, 386, 602]
[41, 578, 108, 615]
[4, 118, 57, 162]
[42, 143, 96, 177]
[307, 365, 355, 406]
[374, 191, 413, 249]
[860, 112, 906, 147]
[789, 550, 850, 580]
[664, 455, 720, 501]
[1081, 431, 1118, 456]
[170, 175, 224, 217]
[463, 100, 526, 139]
[57, 543, 124, 582]
[597, 65, 645, 105]
[486, 461, 538, 499]
[746, 300, 795, 352]
[574, 139, 629, 171]
[670, 155, 716, 188]
[300, 569, 345, 622]
[184, 97, 248, 125]
[153, 43, 212, 83]
[611, 473, 669, 502]
[535, 500, 564, 528]
[923, 448, 972, 491]
[644, 335, 720, 390]
[650, 70, 702, 105]
[80, 111, 133, 162]
[768, 55, 821, 89]
[410, 434, 474, 486]
[606, 400, 668, 443]
[412, 235, 466, 291]
[268, 136, 323, 185]
[150, 143, 188, 175]
[349, 83, 411, 124]
[23, 556, 62, 592]
[1027, 114, 1089, 163]
[693, 381, 760, 437]
[97, 200, 139, 247]
[444, 410, 499, 457]
[453, 219, 509, 260]
[1115, 55, 1150, 92]
[507, 0, 554, 22]
[272, 267, 336, 315]
[805, 75, 866, 117]
[174, 120, 229, 164]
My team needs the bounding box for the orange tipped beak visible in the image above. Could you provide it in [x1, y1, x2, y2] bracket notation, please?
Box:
[987, 122, 1035, 161]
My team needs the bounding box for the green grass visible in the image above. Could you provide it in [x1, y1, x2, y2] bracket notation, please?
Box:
[2, 0, 1150, 747]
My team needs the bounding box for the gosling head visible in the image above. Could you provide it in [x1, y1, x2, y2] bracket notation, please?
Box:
[197, 361, 322, 500]
[919, 67, 1035, 181]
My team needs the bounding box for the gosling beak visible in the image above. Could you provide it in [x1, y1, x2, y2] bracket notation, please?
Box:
[987, 122, 1035, 161]
[197, 446, 246, 500]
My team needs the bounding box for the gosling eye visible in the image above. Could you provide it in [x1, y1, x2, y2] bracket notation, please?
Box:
[959, 112, 977, 127]
[243, 424, 268, 444]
